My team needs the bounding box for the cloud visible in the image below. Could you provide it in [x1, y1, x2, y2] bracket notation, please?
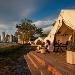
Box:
[0, 0, 38, 34]
[20, 8, 36, 18]
[0, 0, 37, 21]
[33, 20, 54, 28]
[43, 25, 54, 34]
[33, 19, 55, 33]
[0, 21, 17, 35]
[43, 26, 50, 33]
[0, 0, 54, 35]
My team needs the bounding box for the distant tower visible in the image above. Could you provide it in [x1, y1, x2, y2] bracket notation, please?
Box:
[10, 34, 13, 43]
[2, 32, 5, 42]
[13, 36, 17, 43]
[6, 34, 9, 42]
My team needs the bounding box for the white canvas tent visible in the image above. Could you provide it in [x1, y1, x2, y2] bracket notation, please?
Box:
[47, 10, 75, 44]
[34, 37, 45, 45]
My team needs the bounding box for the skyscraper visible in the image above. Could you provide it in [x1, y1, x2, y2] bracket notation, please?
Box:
[1, 32, 5, 42]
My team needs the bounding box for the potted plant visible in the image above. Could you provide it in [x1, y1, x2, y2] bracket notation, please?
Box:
[66, 42, 75, 64]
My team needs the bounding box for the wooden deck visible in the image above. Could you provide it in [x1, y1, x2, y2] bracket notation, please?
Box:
[25, 51, 75, 75]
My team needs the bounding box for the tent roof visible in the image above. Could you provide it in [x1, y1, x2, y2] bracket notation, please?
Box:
[34, 37, 45, 43]
[49, 9, 75, 35]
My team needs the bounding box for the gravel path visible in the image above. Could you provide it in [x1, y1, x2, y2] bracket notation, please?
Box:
[0, 56, 31, 75]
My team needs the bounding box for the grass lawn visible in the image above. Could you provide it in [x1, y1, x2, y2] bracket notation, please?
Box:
[0, 44, 34, 60]
[0, 44, 33, 75]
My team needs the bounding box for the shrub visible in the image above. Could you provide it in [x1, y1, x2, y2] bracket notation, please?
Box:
[67, 42, 75, 51]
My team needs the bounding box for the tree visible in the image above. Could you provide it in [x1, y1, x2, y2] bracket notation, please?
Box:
[16, 18, 43, 43]
[36, 28, 43, 35]
[40, 34, 48, 37]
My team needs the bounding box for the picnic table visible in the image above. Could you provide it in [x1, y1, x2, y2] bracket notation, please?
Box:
[53, 43, 67, 52]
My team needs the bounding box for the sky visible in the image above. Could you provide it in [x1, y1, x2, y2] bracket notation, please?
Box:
[0, 0, 75, 35]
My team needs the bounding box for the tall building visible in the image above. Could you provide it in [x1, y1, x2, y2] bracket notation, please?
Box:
[9, 34, 13, 43]
[6, 34, 10, 42]
[1, 32, 5, 42]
